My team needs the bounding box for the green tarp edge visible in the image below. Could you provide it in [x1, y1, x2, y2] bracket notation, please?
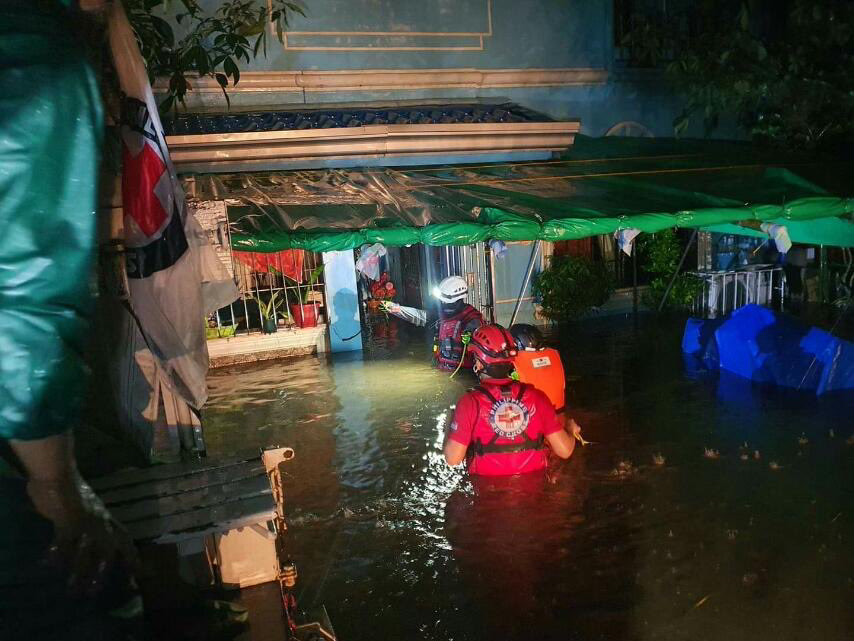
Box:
[230, 196, 854, 252]
[701, 216, 854, 247]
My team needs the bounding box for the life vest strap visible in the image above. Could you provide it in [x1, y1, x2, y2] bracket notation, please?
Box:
[468, 432, 545, 457]
[467, 382, 544, 458]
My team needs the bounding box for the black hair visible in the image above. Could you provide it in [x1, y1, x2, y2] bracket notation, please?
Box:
[481, 362, 515, 380]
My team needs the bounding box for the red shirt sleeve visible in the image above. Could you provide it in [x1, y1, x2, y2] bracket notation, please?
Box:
[448, 392, 478, 446]
[530, 387, 562, 436]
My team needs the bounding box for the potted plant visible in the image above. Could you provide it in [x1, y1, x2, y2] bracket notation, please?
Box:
[248, 290, 288, 334]
[289, 265, 324, 328]
[206, 323, 238, 340]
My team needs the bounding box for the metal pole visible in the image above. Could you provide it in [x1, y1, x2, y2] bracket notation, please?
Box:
[509, 240, 541, 327]
[632, 245, 638, 317]
[819, 244, 829, 303]
[657, 229, 698, 313]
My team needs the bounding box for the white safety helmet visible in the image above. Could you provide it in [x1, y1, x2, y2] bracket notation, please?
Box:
[433, 275, 468, 304]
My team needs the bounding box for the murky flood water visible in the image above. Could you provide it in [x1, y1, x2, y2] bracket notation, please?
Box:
[204, 316, 852, 641]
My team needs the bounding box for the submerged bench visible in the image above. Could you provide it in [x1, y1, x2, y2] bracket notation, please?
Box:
[92, 452, 282, 588]
[91, 453, 276, 544]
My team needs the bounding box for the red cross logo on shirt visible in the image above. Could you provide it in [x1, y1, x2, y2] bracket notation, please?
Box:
[489, 399, 530, 438]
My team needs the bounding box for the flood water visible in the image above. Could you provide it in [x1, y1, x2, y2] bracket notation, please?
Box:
[204, 315, 852, 641]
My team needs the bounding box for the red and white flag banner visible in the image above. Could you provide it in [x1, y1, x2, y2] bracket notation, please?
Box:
[108, 1, 237, 413]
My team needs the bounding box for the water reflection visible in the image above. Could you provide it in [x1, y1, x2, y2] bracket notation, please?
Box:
[205, 317, 852, 641]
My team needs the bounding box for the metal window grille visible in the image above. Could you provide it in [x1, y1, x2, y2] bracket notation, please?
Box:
[208, 250, 326, 336]
[690, 266, 786, 318]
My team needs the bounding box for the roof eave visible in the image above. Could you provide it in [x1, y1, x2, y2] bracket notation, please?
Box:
[166, 120, 581, 174]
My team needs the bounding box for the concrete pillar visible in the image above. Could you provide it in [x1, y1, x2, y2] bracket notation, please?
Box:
[323, 250, 363, 352]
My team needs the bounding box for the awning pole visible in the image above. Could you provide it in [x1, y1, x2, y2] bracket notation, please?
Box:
[509, 240, 541, 327]
[632, 245, 638, 317]
[819, 244, 829, 303]
[657, 229, 698, 313]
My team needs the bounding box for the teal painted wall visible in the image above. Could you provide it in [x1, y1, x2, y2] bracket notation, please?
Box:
[169, 1, 696, 138]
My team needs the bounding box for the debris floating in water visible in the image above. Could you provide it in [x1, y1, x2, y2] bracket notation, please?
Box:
[846, 435, 854, 446]
[652, 453, 666, 466]
[703, 447, 720, 459]
[742, 572, 758, 587]
[769, 461, 782, 471]
[754, 450, 761, 460]
[611, 460, 636, 478]
[829, 429, 835, 438]
[798, 433, 809, 445]
[693, 594, 712, 609]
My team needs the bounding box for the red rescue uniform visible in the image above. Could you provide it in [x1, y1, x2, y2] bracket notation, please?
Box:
[434, 304, 483, 371]
[448, 379, 561, 476]
[513, 347, 566, 411]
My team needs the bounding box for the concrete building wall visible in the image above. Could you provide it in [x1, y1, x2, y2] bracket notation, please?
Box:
[163, 0, 691, 138]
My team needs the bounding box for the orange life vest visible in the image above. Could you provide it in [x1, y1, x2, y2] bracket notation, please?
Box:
[513, 347, 565, 411]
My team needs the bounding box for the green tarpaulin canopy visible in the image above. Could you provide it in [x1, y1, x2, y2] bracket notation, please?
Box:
[189, 135, 854, 252]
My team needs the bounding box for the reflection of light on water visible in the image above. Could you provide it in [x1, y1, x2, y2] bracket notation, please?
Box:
[202, 320, 854, 641]
[433, 410, 448, 449]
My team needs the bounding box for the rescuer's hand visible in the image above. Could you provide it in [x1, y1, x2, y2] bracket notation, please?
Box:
[27, 476, 138, 597]
[379, 300, 400, 314]
[567, 418, 592, 446]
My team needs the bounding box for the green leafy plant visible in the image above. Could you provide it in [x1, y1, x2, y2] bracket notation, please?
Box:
[291, 264, 324, 304]
[638, 230, 702, 311]
[247, 289, 287, 322]
[126, 0, 305, 112]
[532, 256, 615, 322]
[621, 0, 854, 149]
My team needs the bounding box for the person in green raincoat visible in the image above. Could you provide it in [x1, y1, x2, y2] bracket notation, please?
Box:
[0, 1, 137, 638]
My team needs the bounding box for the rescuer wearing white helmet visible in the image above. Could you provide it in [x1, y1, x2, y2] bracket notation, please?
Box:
[382, 275, 484, 372]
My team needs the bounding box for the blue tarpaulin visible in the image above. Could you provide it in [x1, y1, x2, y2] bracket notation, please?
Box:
[682, 305, 854, 395]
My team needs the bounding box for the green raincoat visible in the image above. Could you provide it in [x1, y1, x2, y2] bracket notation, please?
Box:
[0, 1, 103, 440]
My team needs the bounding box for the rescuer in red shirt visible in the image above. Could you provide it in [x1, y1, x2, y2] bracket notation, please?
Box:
[382, 275, 484, 372]
[443, 324, 577, 475]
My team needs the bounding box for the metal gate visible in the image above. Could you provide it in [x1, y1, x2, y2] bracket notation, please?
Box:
[691, 266, 786, 318]
[426, 244, 494, 322]
[489, 241, 544, 326]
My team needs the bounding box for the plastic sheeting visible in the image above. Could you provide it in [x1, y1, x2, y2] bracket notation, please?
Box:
[187, 135, 853, 252]
[682, 305, 854, 395]
[0, 3, 103, 440]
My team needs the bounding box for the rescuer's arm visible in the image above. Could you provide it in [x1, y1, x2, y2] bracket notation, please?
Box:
[443, 395, 475, 466]
[545, 429, 576, 459]
[444, 439, 468, 467]
[536, 393, 576, 459]
[9, 431, 136, 593]
[380, 301, 428, 326]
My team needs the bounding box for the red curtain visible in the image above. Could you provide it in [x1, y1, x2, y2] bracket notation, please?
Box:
[232, 249, 305, 283]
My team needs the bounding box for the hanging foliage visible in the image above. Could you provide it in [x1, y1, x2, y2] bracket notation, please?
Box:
[638, 230, 701, 312]
[621, 0, 854, 150]
[125, 0, 305, 112]
[533, 256, 615, 323]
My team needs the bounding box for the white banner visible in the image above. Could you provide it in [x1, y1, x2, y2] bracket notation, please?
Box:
[108, 1, 237, 418]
